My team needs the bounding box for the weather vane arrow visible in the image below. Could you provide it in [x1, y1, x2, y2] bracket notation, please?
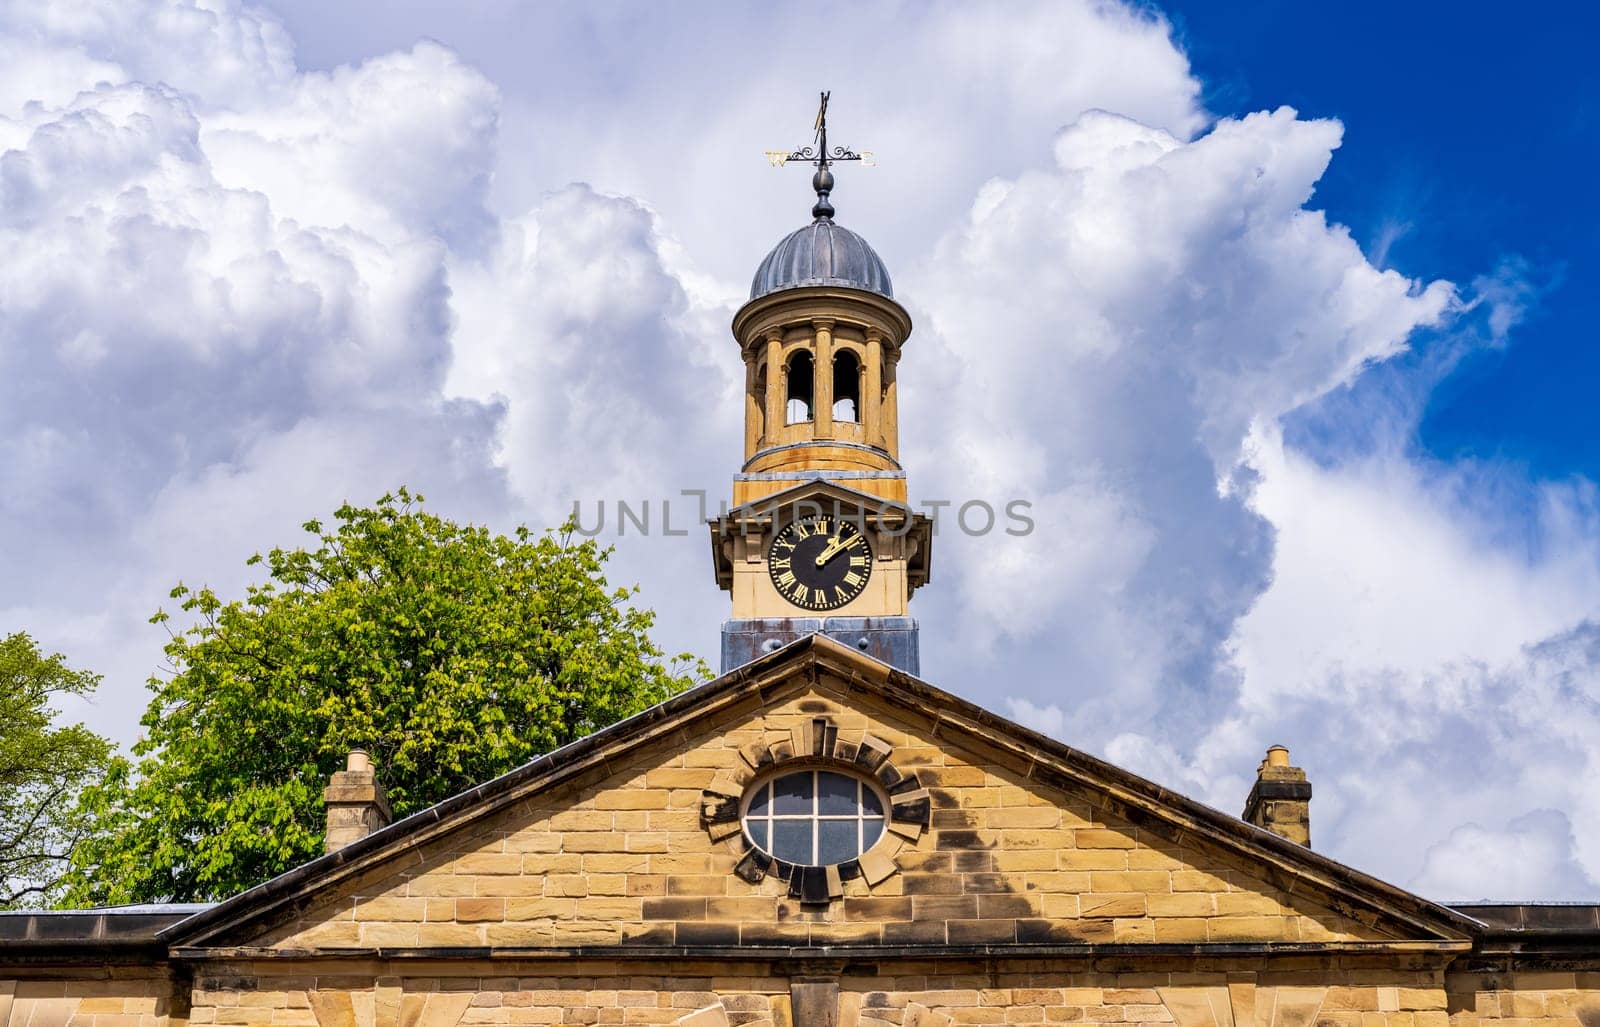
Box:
[764, 92, 875, 219]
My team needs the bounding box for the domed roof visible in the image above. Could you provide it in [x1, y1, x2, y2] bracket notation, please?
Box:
[750, 218, 894, 300]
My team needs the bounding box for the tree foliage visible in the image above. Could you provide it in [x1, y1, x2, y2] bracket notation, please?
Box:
[0, 633, 114, 909]
[64, 489, 703, 905]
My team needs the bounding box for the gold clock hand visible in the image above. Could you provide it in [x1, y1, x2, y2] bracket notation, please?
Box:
[814, 534, 850, 567]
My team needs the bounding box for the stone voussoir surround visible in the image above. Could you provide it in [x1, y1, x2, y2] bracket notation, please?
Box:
[698, 715, 932, 903]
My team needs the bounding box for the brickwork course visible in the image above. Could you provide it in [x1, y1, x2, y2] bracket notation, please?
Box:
[1, 637, 1597, 1027]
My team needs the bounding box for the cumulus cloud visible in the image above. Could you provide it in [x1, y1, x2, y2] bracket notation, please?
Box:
[0, 1, 513, 724]
[0, 0, 295, 112]
[906, 103, 1600, 898]
[0, 0, 737, 721]
[1415, 810, 1594, 902]
[907, 107, 1454, 726]
[471, 0, 1209, 292]
[1209, 439, 1600, 896]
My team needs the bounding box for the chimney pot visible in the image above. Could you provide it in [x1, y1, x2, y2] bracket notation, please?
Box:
[1243, 745, 1312, 847]
[324, 749, 392, 853]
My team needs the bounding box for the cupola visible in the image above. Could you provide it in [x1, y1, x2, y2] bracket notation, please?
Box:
[730, 162, 912, 507]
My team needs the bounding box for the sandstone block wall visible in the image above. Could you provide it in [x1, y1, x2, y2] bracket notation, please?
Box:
[177, 962, 1573, 1027]
[1446, 971, 1600, 1027]
[0, 976, 179, 1027]
[11, 961, 1595, 1027]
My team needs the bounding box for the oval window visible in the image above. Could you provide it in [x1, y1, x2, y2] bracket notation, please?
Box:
[742, 769, 886, 866]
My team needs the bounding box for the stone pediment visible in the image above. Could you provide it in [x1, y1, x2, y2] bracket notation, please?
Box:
[163, 635, 1475, 956]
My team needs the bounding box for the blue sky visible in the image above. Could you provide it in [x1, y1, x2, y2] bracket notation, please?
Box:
[3, 0, 1599, 901]
[1172, 0, 1599, 476]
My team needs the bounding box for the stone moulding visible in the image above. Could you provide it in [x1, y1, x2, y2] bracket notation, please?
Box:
[699, 714, 932, 903]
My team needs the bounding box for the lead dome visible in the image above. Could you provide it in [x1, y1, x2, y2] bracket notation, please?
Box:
[749, 217, 895, 301]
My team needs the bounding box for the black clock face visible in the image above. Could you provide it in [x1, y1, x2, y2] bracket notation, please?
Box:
[768, 516, 873, 611]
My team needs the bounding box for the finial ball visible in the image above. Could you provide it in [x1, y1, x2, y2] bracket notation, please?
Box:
[812, 166, 835, 220]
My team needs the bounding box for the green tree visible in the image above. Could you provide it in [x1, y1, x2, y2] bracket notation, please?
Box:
[64, 489, 703, 905]
[0, 633, 114, 908]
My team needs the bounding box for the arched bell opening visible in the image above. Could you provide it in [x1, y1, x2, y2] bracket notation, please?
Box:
[832, 349, 861, 423]
[786, 350, 814, 424]
[752, 359, 768, 441]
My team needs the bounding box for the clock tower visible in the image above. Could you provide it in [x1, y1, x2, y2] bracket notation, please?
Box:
[709, 100, 932, 673]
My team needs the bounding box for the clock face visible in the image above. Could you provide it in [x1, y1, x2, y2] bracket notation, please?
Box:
[768, 516, 873, 611]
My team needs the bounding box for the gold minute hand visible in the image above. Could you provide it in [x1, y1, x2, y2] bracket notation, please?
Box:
[814, 534, 851, 567]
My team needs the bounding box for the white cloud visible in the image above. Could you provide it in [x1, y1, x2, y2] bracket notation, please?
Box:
[1413, 810, 1595, 902]
[1204, 436, 1600, 897]
[906, 100, 1600, 899]
[1237, 432, 1600, 693]
[909, 107, 1454, 725]
[202, 41, 500, 249]
[0, 0, 295, 112]
[0, 4, 512, 740]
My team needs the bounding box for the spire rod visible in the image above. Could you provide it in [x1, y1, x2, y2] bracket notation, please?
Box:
[811, 91, 834, 219]
[770, 91, 868, 221]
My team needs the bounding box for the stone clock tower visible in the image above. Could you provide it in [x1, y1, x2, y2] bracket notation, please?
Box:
[709, 142, 932, 673]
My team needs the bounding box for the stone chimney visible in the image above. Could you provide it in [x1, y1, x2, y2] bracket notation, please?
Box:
[1242, 745, 1312, 846]
[324, 749, 392, 853]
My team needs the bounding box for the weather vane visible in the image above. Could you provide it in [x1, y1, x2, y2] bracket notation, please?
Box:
[764, 91, 876, 220]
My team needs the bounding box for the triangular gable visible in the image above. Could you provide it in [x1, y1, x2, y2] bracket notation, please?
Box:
[164, 635, 1475, 952]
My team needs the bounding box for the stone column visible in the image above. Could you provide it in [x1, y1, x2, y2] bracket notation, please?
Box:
[743, 350, 761, 456]
[882, 353, 900, 457]
[324, 749, 392, 853]
[763, 329, 784, 435]
[813, 318, 835, 435]
[864, 330, 883, 446]
[1242, 745, 1312, 846]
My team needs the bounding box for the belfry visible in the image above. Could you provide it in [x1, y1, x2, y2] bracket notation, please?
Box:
[710, 96, 932, 673]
